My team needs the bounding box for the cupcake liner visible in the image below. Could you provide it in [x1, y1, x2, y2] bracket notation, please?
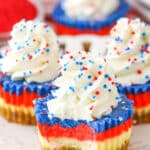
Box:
[0, 98, 36, 125]
[118, 82, 150, 124]
[51, 0, 130, 35]
[35, 95, 133, 134]
[0, 74, 57, 107]
[0, 73, 57, 124]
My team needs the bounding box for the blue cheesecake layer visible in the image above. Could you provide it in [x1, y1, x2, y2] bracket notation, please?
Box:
[35, 94, 133, 133]
[118, 81, 150, 95]
[51, 0, 130, 30]
[0, 74, 58, 96]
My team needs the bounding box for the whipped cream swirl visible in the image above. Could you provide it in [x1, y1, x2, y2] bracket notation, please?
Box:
[47, 51, 119, 121]
[1, 20, 61, 83]
[107, 18, 150, 86]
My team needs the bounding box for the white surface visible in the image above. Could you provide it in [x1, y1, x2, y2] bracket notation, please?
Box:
[0, 117, 150, 150]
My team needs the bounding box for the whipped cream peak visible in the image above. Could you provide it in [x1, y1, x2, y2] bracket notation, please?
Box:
[47, 51, 119, 121]
[107, 17, 150, 86]
[1, 20, 61, 83]
[63, 0, 119, 20]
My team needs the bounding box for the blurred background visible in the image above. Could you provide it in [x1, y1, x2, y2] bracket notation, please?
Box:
[0, 0, 150, 48]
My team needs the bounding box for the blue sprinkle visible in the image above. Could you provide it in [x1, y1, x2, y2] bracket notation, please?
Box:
[115, 37, 122, 42]
[92, 96, 96, 99]
[69, 86, 75, 92]
[125, 66, 129, 70]
[87, 75, 92, 79]
[22, 57, 25, 60]
[104, 74, 109, 78]
[108, 89, 112, 92]
[30, 29, 33, 32]
[125, 47, 130, 51]
[142, 32, 146, 37]
[46, 29, 49, 32]
[88, 82, 93, 86]
[115, 96, 119, 100]
[78, 73, 83, 78]
[46, 48, 50, 53]
[29, 71, 32, 74]
[34, 50, 37, 54]
[145, 75, 149, 79]
[63, 68, 67, 71]
[103, 84, 107, 88]
[99, 65, 103, 69]
[75, 61, 79, 65]
[79, 62, 83, 65]
[88, 60, 94, 64]
[23, 72, 26, 76]
[141, 60, 145, 63]
[84, 86, 88, 91]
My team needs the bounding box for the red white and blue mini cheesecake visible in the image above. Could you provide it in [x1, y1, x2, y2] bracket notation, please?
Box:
[35, 51, 133, 150]
[107, 17, 150, 124]
[51, 0, 131, 35]
[0, 20, 61, 125]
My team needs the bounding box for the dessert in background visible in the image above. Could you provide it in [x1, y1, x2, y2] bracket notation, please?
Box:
[0, 20, 61, 125]
[107, 17, 150, 124]
[35, 51, 133, 150]
[51, 0, 130, 35]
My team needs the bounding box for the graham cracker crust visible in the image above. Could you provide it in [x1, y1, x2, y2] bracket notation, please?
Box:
[0, 99, 36, 125]
[134, 110, 150, 124]
[42, 140, 129, 150]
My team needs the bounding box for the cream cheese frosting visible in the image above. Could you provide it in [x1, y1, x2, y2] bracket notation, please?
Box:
[47, 51, 119, 121]
[62, 0, 119, 20]
[107, 18, 150, 86]
[1, 20, 61, 83]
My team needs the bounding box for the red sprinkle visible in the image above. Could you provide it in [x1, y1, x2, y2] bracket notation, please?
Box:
[137, 69, 142, 74]
[70, 56, 73, 59]
[108, 77, 112, 81]
[39, 70, 42, 73]
[29, 55, 32, 60]
[89, 105, 94, 110]
[95, 91, 100, 95]
[82, 66, 88, 70]
[93, 76, 98, 81]
[110, 105, 114, 109]
[97, 71, 102, 75]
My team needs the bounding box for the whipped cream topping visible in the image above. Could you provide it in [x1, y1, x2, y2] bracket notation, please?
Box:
[62, 0, 119, 20]
[1, 20, 61, 83]
[107, 18, 150, 86]
[47, 51, 119, 121]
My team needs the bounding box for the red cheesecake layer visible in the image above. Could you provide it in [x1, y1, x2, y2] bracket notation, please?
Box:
[0, 85, 43, 107]
[127, 91, 150, 108]
[37, 118, 132, 141]
[52, 20, 112, 35]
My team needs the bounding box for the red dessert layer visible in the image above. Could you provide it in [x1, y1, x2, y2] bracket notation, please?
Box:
[51, 11, 135, 36]
[0, 0, 37, 33]
[37, 118, 132, 141]
[52, 20, 112, 35]
[127, 91, 150, 108]
[0, 85, 43, 107]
